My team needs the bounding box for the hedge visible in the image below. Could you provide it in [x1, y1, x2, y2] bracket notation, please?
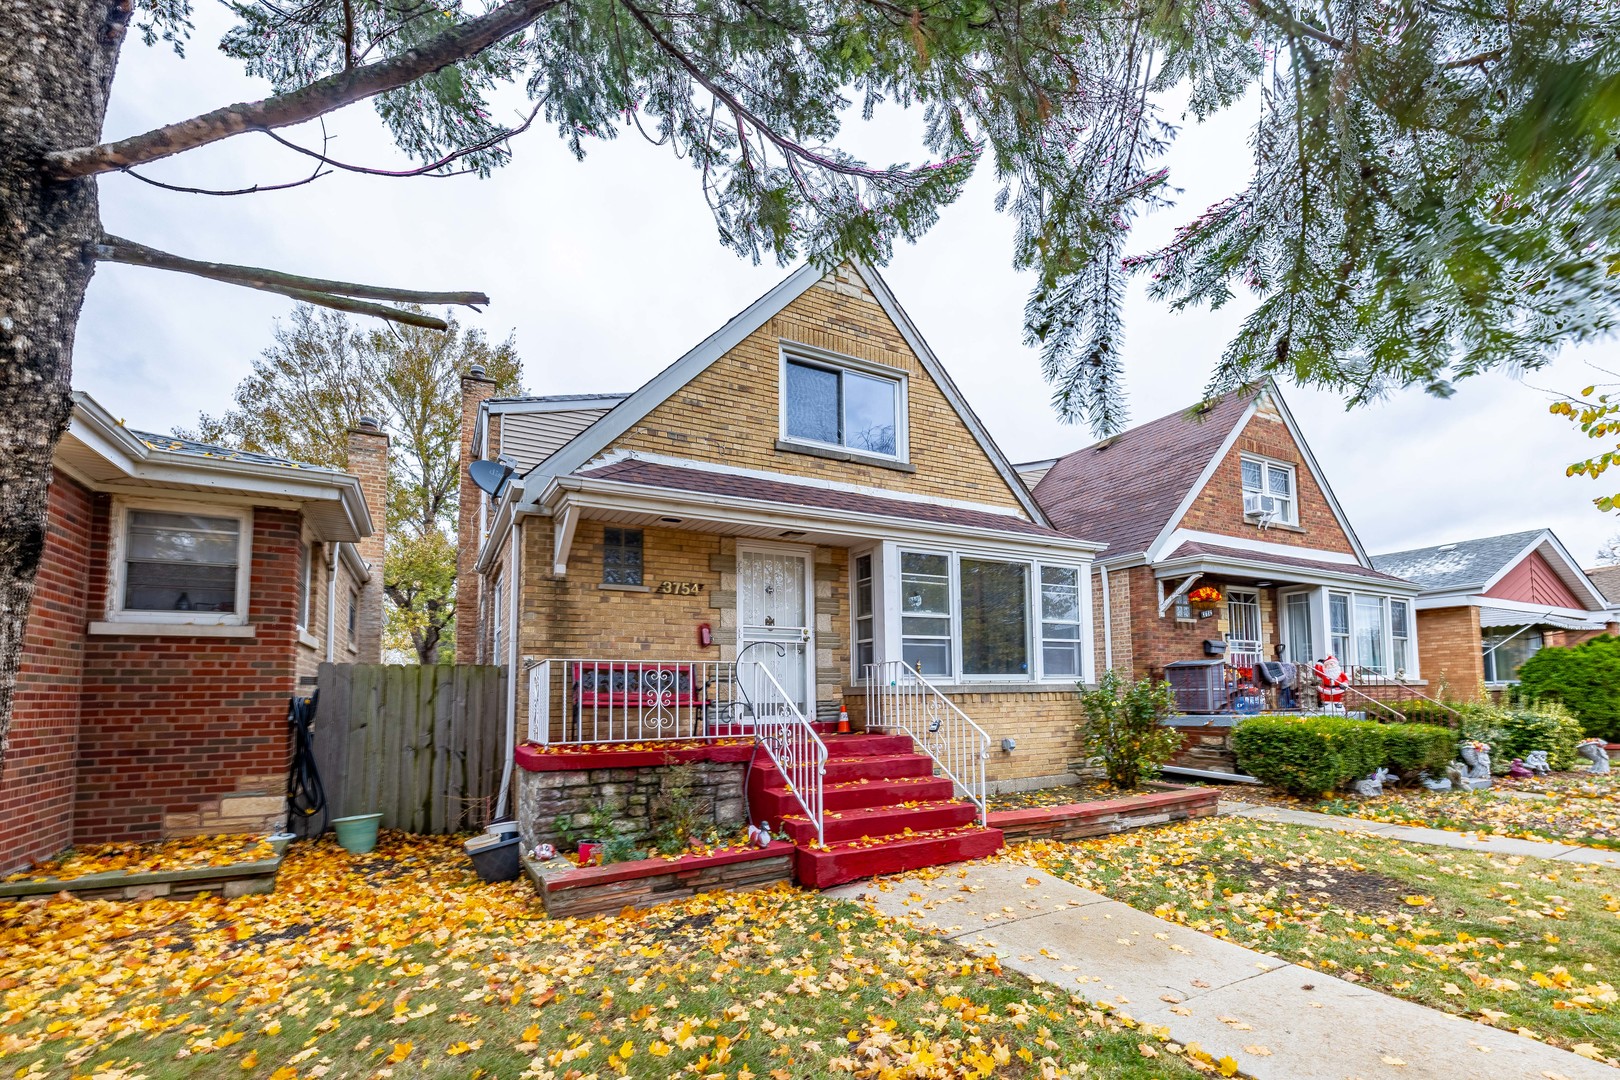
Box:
[1385, 699, 1460, 728]
[1514, 636, 1620, 741]
[1457, 701, 1585, 771]
[1232, 716, 1388, 798]
[1380, 723, 1456, 777]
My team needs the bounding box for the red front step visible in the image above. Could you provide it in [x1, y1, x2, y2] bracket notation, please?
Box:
[775, 799, 978, 844]
[794, 824, 1005, 889]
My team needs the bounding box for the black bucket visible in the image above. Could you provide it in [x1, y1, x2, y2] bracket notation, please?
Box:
[468, 836, 522, 883]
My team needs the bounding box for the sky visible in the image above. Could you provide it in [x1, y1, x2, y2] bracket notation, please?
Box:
[74, 5, 1620, 565]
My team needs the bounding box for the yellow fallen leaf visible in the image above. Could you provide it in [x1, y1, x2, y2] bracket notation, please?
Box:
[619, 1040, 635, 1059]
[240, 1050, 259, 1070]
[216, 1030, 244, 1048]
[1403, 895, 1433, 907]
[1572, 1044, 1604, 1061]
[1244, 1045, 1272, 1056]
[650, 1041, 672, 1057]
[1217, 1055, 1239, 1077]
[1383, 1055, 1408, 1066]
[388, 1041, 413, 1064]
[447, 1041, 472, 1056]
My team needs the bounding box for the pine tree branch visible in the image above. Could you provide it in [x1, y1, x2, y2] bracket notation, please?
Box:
[1247, 0, 1348, 51]
[43, 0, 566, 180]
[93, 235, 490, 329]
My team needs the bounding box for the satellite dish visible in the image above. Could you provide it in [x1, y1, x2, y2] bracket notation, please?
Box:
[468, 459, 514, 498]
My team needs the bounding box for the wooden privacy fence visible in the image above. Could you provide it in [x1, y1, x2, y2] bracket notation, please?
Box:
[312, 662, 508, 834]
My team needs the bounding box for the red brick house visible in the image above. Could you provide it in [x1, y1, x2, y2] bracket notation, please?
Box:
[1024, 382, 1423, 715]
[1, 391, 385, 872]
[1373, 529, 1617, 698]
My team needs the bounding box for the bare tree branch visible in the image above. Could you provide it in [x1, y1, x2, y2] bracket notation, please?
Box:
[120, 160, 332, 196]
[261, 99, 544, 177]
[92, 235, 490, 328]
[43, 0, 567, 180]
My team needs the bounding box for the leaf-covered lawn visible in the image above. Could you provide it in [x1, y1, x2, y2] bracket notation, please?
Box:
[0, 833, 1206, 1080]
[4, 835, 277, 882]
[1003, 819, 1620, 1064]
[1318, 773, 1620, 850]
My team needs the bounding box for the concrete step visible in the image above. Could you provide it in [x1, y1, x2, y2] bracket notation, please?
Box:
[795, 824, 1005, 889]
[774, 799, 979, 844]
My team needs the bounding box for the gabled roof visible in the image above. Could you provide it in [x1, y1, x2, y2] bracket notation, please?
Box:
[1373, 528, 1608, 610]
[518, 260, 1047, 524]
[1031, 390, 1257, 558]
[1585, 564, 1620, 605]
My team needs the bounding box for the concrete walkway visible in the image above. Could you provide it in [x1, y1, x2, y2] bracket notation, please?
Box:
[832, 863, 1618, 1080]
[1223, 800, 1620, 868]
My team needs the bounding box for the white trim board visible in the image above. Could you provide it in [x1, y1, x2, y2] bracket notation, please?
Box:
[1156, 529, 1361, 566]
[520, 260, 1049, 525]
[1479, 532, 1609, 611]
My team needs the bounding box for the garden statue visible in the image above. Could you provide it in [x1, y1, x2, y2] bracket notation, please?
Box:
[1313, 655, 1350, 716]
[1523, 750, 1552, 777]
[1578, 739, 1611, 775]
[1352, 768, 1393, 797]
[533, 843, 556, 861]
[1453, 741, 1493, 790]
[747, 821, 774, 847]
[1419, 770, 1453, 792]
[1508, 759, 1533, 779]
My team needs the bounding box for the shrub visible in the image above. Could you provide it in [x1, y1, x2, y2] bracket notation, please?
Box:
[1386, 699, 1461, 728]
[1456, 702, 1513, 774]
[1516, 636, 1620, 741]
[1381, 723, 1456, 777]
[1498, 705, 1584, 770]
[1074, 670, 1182, 789]
[1232, 715, 1387, 798]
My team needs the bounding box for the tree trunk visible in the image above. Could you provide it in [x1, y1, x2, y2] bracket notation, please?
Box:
[0, 0, 125, 772]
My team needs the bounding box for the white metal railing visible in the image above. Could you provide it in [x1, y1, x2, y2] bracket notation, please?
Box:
[864, 661, 989, 825]
[746, 662, 827, 844]
[525, 657, 827, 842]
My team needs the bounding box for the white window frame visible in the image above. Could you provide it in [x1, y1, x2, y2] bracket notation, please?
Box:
[778, 343, 910, 463]
[892, 546, 1088, 684]
[1323, 589, 1418, 679]
[491, 571, 505, 664]
[1482, 626, 1543, 685]
[1240, 454, 1298, 526]
[106, 497, 253, 626]
[851, 550, 877, 681]
[1038, 565, 1086, 681]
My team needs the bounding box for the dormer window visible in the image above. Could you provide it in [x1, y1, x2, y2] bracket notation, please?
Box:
[781, 352, 905, 460]
[1241, 455, 1296, 525]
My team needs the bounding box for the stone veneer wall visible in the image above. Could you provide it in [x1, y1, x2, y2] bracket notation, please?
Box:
[517, 759, 749, 851]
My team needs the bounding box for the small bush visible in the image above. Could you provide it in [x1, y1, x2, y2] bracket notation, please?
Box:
[1456, 703, 1513, 774]
[1074, 670, 1182, 789]
[1232, 715, 1387, 798]
[1386, 699, 1461, 728]
[1381, 722, 1456, 777]
[1515, 636, 1620, 741]
[1498, 705, 1585, 770]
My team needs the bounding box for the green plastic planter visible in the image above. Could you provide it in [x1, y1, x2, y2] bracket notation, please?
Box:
[331, 813, 382, 854]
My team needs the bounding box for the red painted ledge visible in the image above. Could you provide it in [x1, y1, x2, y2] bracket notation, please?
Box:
[516, 739, 755, 772]
[987, 784, 1217, 831]
[540, 841, 795, 892]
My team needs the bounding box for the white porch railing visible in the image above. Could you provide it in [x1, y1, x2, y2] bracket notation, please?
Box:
[526, 657, 826, 843]
[746, 662, 827, 844]
[864, 661, 990, 825]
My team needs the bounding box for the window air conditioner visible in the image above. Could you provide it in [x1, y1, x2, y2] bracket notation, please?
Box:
[1243, 491, 1279, 519]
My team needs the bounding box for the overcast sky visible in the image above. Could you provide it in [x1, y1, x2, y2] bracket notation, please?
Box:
[75, 6, 1620, 564]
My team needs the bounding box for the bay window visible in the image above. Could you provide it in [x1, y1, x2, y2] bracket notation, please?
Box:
[1354, 594, 1387, 673]
[887, 549, 1086, 682]
[1391, 600, 1411, 674]
[112, 502, 251, 624]
[1329, 593, 1350, 661]
[1324, 591, 1417, 677]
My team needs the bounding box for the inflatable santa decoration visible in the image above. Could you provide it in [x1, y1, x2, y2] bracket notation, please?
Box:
[1314, 655, 1349, 715]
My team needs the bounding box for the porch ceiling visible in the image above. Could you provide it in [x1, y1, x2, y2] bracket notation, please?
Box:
[1156, 541, 1421, 593]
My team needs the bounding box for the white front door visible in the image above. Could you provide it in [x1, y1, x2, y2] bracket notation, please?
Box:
[736, 545, 814, 716]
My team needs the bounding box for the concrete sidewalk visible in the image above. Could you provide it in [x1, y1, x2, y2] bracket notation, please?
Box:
[1224, 800, 1620, 867]
[832, 863, 1618, 1080]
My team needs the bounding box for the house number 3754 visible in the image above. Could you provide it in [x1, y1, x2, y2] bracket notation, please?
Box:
[657, 581, 706, 595]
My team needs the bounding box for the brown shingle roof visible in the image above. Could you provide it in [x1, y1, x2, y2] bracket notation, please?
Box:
[1166, 541, 1413, 584]
[1031, 390, 1257, 558]
[573, 459, 1072, 540]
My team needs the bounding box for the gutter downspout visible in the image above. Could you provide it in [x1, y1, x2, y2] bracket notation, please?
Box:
[1099, 565, 1113, 671]
[495, 515, 523, 818]
[325, 544, 338, 662]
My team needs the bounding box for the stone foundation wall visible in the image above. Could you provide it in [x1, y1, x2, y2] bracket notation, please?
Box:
[517, 759, 749, 851]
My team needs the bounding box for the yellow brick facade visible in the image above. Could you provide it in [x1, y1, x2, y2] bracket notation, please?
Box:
[612, 266, 1030, 513]
[1414, 605, 1486, 701]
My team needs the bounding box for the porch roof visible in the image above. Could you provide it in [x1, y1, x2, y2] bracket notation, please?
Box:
[570, 458, 1078, 541]
[1159, 541, 1421, 591]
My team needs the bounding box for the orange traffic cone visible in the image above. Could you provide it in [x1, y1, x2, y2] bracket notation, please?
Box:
[837, 705, 851, 734]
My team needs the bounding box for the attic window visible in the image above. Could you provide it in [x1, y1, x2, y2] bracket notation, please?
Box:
[1240, 454, 1297, 526]
[781, 353, 906, 460]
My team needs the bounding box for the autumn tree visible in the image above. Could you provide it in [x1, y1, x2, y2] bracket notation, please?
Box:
[183, 305, 522, 663]
[3, 0, 1620, 769]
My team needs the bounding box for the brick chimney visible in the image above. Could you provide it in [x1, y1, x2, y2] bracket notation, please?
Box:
[346, 415, 389, 663]
[455, 363, 497, 663]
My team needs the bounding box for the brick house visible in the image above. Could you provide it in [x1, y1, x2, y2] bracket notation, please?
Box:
[456, 261, 1104, 880]
[1372, 530, 1617, 699]
[1, 391, 386, 872]
[1024, 382, 1423, 717]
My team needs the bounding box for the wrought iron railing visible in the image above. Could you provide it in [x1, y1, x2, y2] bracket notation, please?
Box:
[746, 662, 827, 844]
[864, 661, 989, 825]
[1349, 671, 1463, 725]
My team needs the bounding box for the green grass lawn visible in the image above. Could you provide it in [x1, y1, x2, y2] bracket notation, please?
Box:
[0, 833, 1204, 1080]
[1005, 817, 1620, 1064]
